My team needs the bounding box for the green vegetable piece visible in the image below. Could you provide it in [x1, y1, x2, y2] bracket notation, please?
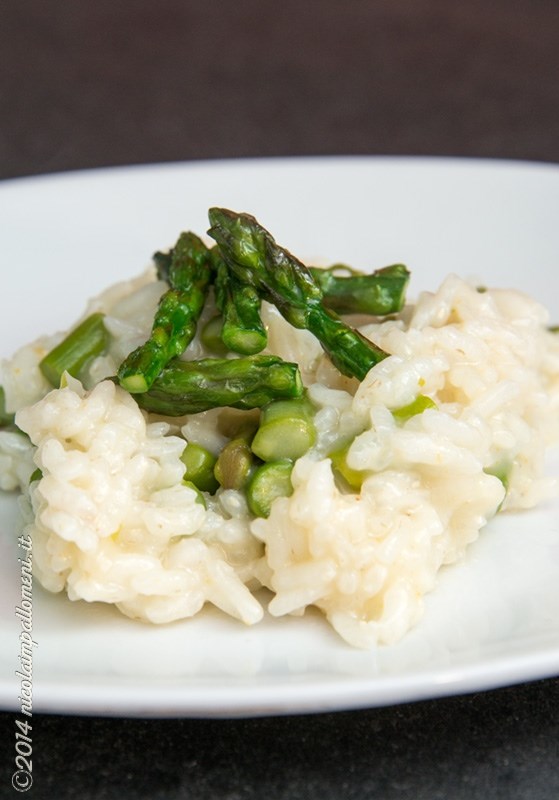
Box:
[251, 396, 316, 461]
[0, 389, 26, 434]
[180, 442, 219, 494]
[133, 355, 303, 417]
[213, 251, 267, 355]
[309, 263, 410, 316]
[0, 387, 15, 427]
[182, 480, 207, 508]
[214, 438, 256, 490]
[306, 304, 387, 381]
[329, 443, 367, 492]
[39, 312, 109, 388]
[29, 467, 43, 484]
[207, 208, 389, 380]
[246, 459, 294, 517]
[200, 315, 229, 356]
[392, 394, 437, 423]
[484, 460, 511, 511]
[484, 461, 511, 492]
[118, 232, 212, 393]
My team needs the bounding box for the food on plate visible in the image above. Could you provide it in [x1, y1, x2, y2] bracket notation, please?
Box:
[0, 209, 558, 648]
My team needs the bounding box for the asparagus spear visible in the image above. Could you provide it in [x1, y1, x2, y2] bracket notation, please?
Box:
[153, 242, 265, 355]
[213, 251, 267, 355]
[156, 245, 267, 356]
[132, 355, 303, 416]
[207, 208, 389, 380]
[309, 263, 410, 316]
[118, 232, 212, 393]
[39, 312, 109, 387]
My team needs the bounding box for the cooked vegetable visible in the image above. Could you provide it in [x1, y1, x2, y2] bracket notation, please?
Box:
[29, 467, 43, 484]
[118, 232, 212, 393]
[200, 315, 229, 355]
[246, 459, 294, 517]
[329, 442, 367, 492]
[309, 263, 410, 316]
[214, 412, 260, 490]
[132, 355, 304, 416]
[251, 396, 316, 461]
[484, 460, 511, 492]
[0, 386, 14, 427]
[207, 208, 389, 380]
[180, 442, 219, 494]
[213, 252, 267, 355]
[39, 312, 109, 388]
[214, 437, 256, 490]
[392, 394, 437, 422]
[182, 480, 207, 507]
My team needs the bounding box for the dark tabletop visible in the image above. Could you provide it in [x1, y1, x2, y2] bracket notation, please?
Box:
[2, 1, 559, 798]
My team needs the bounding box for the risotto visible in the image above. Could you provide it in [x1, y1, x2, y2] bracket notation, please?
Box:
[1, 212, 558, 648]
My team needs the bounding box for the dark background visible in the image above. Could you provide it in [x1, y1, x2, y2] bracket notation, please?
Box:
[3, 0, 559, 180]
[1, 1, 559, 798]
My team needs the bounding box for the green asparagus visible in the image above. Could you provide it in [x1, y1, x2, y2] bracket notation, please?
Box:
[329, 442, 368, 492]
[213, 253, 267, 355]
[251, 396, 316, 461]
[118, 232, 212, 393]
[246, 459, 294, 517]
[180, 442, 219, 494]
[132, 355, 303, 417]
[309, 263, 410, 316]
[207, 208, 389, 380]
[182, 480, 207, 507]
[0, 387, 14, 427]
[156, 246, 267, 355]
[40, 312, 109, 387]
[29, 468, 43, 484]
[214, 412, 260, 490]
[392, 394, 437, 422]
[200, 315, 229, 355]
[214, 437, 257, 490]
[484, 460, 511, 492]
[484, 460, 511, 511]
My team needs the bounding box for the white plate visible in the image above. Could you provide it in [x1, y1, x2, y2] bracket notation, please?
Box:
[1, 157, 558, 717]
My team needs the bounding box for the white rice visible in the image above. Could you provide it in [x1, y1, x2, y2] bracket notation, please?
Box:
[1, 268, 558, 648]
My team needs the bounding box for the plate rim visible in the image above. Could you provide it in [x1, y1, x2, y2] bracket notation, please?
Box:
[2, 152, 559, 191]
